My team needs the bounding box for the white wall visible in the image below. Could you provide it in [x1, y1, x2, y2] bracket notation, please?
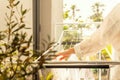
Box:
[0, 0, 33, 35]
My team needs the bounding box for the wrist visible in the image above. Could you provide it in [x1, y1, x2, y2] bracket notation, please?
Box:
[69, 48, 75, 53]
[74, 43, 83, 59]
[65, 48, 75, 55]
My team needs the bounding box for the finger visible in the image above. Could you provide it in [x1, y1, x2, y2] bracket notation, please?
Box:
[52, 55, 64, 60]
[59, 54, 69, 60]
[55, 53, 65, 58]
[59, 56, 66, 60]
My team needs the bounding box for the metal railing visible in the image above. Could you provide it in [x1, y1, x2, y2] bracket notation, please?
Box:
[42, 61, 120, 80]
[43, 61, 120, 68]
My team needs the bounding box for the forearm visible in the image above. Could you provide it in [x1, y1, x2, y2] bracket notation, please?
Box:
[73, 14, 113, 57]
[74, 29, 106, 57]
[65, 48, 75, 55]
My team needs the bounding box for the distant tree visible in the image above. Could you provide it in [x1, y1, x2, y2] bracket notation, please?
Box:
[90, 2, 105, 22]
[63, 4, 81, 23]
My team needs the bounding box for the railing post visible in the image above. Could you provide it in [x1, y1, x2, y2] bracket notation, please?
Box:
[32, 67, 39, 80]
[98, 51, 102, 80]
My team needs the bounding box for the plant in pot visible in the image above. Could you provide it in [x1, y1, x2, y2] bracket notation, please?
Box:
[0, 0, 56, 80]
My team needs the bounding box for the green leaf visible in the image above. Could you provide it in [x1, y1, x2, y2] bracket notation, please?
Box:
[11, 23, 18, 29]
[6, 6, 10, 9]
[22, 9, 27, 16]
[27, 36, 32, 47]
[23, 52, 30, 56]
[20, 5, 27, 16]
[46, 72, 53, 80]
[12, 24, 25, 33]
[0, 33, 6, 40]
[21, 4, 23, 14]
[0, 54, 7, 58]
[21, 32, 26, 40]
[9, 0, 15, 3]
[24, 27, 31, 29]
[5, 13, 9, 20]
[14, 1, 20, 6]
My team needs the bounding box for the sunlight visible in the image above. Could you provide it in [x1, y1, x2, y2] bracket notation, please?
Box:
[64, 0, 120, 20]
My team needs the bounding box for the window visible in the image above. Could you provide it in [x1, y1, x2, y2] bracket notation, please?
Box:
[54, 0, 120, 61]
[39, 1, 120, 80]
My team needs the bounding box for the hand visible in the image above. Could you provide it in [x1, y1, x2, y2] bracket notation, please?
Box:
[56, 51, 71, 60]
[55, 48, 75, 60]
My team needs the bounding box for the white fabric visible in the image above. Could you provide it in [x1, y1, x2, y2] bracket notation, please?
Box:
[74, 43, 82, 59]
[52, 54, 95, 80]
[74, 3, 120, 80]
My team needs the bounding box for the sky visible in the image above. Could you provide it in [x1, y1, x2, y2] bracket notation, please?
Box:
[64, 0, 120, 20]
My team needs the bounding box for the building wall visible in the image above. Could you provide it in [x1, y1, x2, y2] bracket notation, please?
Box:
[40, 0, 63, 48]
[0, 0, 33, 35]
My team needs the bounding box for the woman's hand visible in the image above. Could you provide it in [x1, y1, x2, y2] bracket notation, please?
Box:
[56, 48, 75, 60]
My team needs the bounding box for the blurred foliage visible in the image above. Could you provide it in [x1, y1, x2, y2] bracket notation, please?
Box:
[89, 45, 112, 61]
[61, 30, 81, 49]
[90, 2, 105, 22]
[62, 2, 106, 52]
[63, 4, 81, 22]
[62, 4, 92, 49]
[0, 0, 55, 80]
[63, 10, 69, 19]
[0, 0, 34, 79]
[101, 45, 112, 60]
